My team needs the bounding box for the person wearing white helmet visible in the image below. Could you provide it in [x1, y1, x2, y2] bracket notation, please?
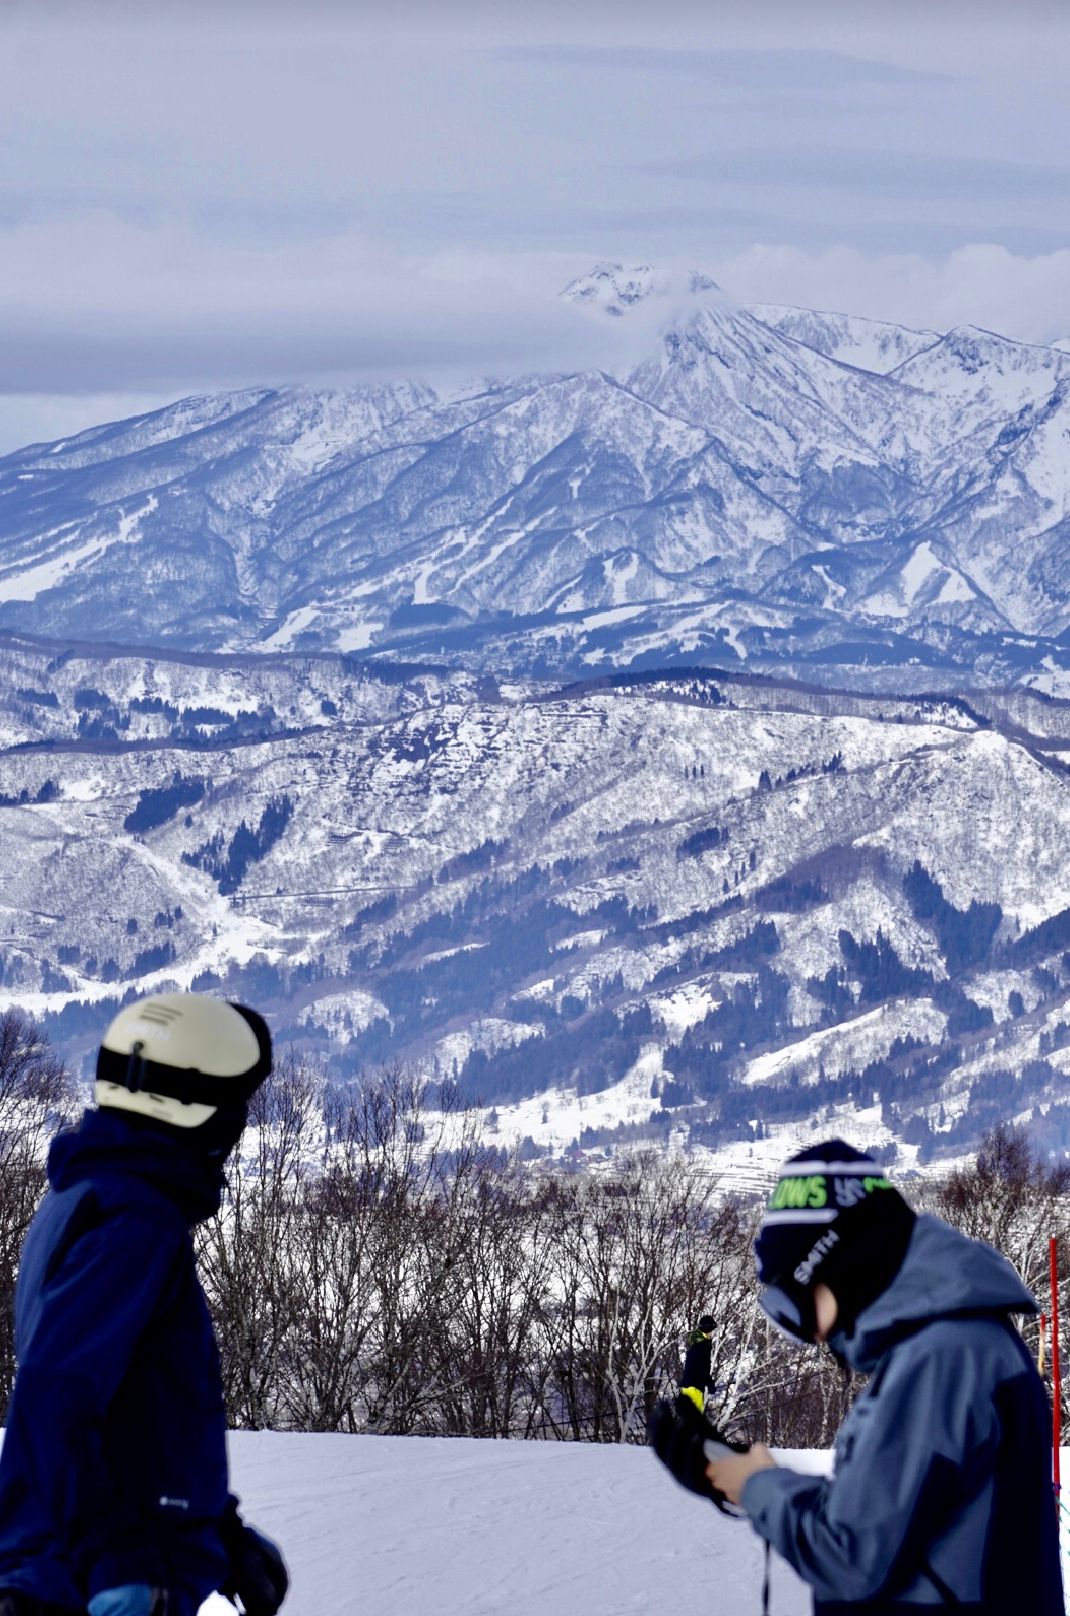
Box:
[0, 993, 287, 1616]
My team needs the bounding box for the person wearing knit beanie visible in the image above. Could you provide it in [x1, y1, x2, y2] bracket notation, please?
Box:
[699, 1138, 1062, 1614]
[752, 1138, 916, 1348]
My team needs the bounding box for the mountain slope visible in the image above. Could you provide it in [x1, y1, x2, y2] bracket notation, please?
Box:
[5, 638, 1070, 1167]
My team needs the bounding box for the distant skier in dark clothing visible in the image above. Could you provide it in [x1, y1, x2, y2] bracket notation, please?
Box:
[651, 1139, 1064, 1614]
[0, 993, 289, 1616]
[679, 1315, 716, 1413]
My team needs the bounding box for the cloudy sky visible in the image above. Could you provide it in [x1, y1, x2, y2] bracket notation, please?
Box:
[1, 0, 1068, 449]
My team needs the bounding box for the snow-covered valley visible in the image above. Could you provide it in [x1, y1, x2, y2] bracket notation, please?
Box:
[3, 638, 1070, 1168]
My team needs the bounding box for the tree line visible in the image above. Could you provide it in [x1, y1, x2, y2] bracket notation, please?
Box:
[1, 1009, 1068, 1449]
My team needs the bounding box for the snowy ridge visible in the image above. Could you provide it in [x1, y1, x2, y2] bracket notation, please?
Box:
[1, 270, 1070, 692]
[749, 302, 940, 374]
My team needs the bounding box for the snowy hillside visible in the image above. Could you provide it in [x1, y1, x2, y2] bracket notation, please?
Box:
[4, 266, 1070, 1166]
[2, 268, 1070, 693]
[5, 637, 1070, 1165]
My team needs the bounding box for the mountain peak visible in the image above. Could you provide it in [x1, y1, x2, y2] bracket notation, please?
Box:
[562, 262, 721, 318]
[941, 323, 1049, 363]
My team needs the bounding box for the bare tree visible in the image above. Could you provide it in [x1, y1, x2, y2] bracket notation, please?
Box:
[195, 1089, 1070, 1450]
[927, 1121, 1070, 1421]
[197, 1049, 323, 1428]
[427, 1159, 564, 1438]
[0, 1009, 75, 1411]
[534, 1155, 757, 1443]
[930, 1121, 1070, 1305]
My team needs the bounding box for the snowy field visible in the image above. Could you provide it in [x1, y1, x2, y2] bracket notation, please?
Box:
[220, 1432, 823, 1615]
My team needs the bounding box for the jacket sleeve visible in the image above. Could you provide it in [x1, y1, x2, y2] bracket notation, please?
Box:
[681, 1340, 714, 1390]
[6, 1208, 186, 1588]
[741, 1331, 997, 1605]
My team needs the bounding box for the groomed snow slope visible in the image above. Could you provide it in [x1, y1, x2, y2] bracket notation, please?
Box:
[220, 1432, 820, 1615]
[1, 1429, 1066, 1612]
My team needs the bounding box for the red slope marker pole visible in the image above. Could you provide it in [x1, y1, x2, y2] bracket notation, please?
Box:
[1052, 1235, 1061, 1498]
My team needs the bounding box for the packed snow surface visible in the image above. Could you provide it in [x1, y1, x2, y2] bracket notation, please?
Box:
[4, 1423, 1069, 1613]
[219, 1434, 1070, 1614]
[219, 1431, 820, 1615]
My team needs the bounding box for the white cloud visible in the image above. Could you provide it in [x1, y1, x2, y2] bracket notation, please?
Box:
[2, 6, 1068, 437]
[712, 243, 1070, 346]
[3, 210, 1069, 404]
[0, 213, 618, 392]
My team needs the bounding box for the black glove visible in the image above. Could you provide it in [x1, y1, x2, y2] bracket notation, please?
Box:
[220, 1516, 289, 1616]
[648, 1395, 750, 1513]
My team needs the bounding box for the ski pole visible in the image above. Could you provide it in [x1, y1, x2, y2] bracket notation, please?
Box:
[1052, 1235, 1061, 1499]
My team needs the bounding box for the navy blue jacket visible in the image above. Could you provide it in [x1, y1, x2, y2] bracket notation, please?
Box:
[0, 1109, 233, 1611]
[744, 1215, 1063, 1613]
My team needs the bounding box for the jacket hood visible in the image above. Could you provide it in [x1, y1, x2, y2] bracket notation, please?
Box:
[48, 1106, 226, 1224]
[830, 1213, 1038, 1372]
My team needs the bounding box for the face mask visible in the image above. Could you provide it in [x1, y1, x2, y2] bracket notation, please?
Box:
[190, 1101, 249, 1159]
[759, 1279, 817, 1343]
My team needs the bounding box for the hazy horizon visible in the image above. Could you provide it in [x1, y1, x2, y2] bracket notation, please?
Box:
[2, 0, 1068, 451]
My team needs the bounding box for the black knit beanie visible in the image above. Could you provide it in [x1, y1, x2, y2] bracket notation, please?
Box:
[755, 1139, 916, 1336]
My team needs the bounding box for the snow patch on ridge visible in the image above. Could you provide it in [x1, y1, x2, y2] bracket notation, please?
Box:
[862, 541, 979, 620]
[475, 1048, 666, 1153]
[742, 999, 947, 1087]
[0, 496, 158, 603]
[650, 980, 721, 1036]
[263, 605, 320, 651]
[751, 303, 939, 374]
[299, 989, 389, 1038]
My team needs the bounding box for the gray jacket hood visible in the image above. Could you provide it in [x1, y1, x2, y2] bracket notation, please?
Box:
[831, 1212, 1038, 1373]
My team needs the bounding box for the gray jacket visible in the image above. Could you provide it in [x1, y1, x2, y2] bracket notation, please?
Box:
[743, 1214, 1062, 1613]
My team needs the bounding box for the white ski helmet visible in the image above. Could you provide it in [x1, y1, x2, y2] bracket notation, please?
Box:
[96, 992, 272, 1130]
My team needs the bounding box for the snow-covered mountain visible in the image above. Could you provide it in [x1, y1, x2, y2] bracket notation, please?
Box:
[2, 267, 1070, 693]
[6, 269, 1070, 1170]
[5, 635, 1070, 1170]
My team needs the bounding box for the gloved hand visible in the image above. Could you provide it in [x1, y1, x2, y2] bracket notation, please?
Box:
[87, 1585, 168, 1616]
[220, 1517, 289, 1616]
[648, 1395, 750, 1512]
